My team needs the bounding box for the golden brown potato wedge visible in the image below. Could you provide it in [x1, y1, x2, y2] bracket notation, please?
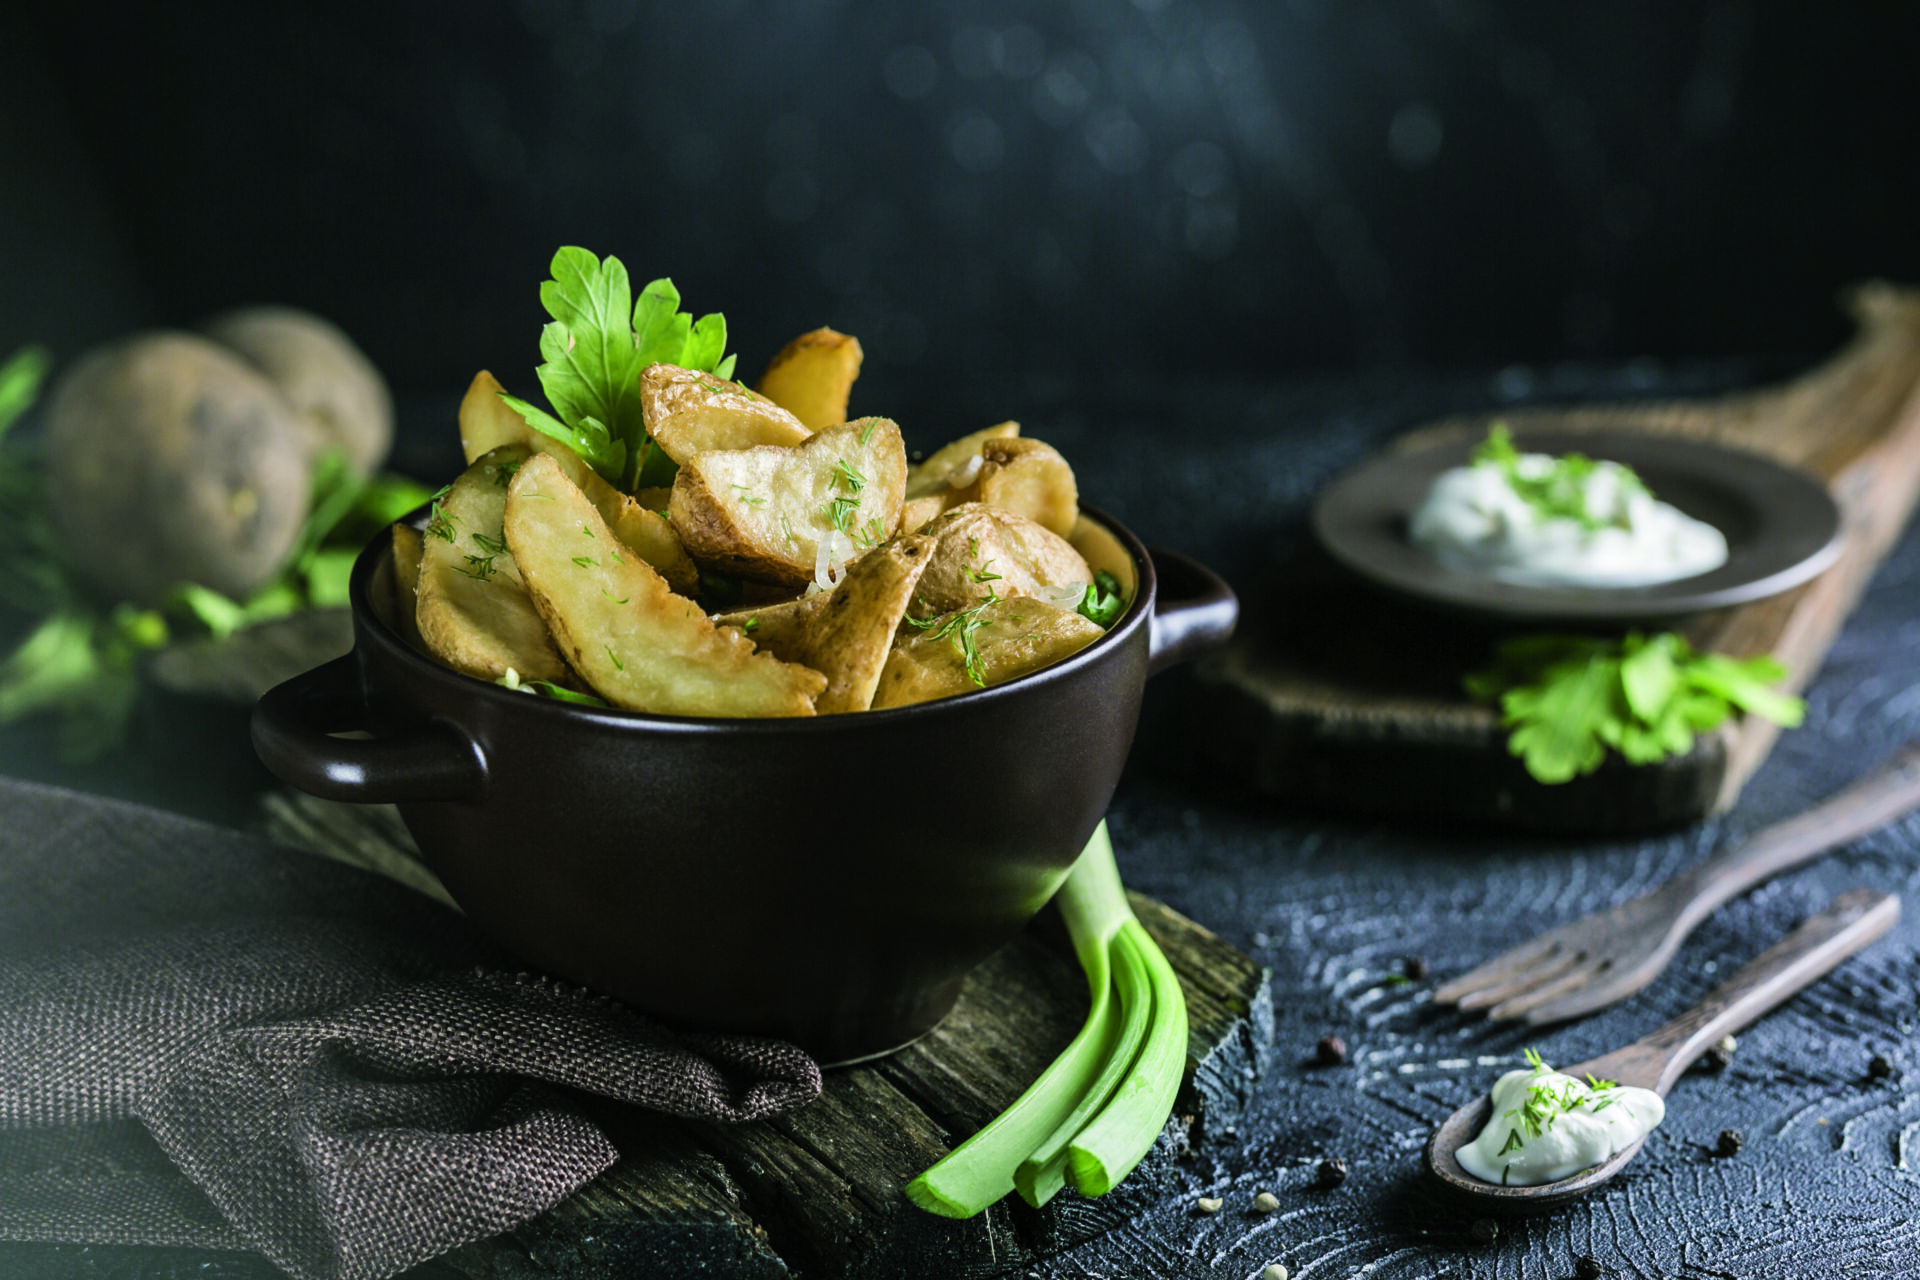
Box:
[899, 494, 946, 534]
[756, 328, 863, 430]
[712, 592, 833, 665]
[802, 534, 935, 713]
[1068, 514, 1136, 597]
[947, 437, 1079, 538]
[872, 598, 1104, 709]
[531, 442, 699, 595]
[912, 504, 1093, 619]
[506, 454, 825, 717]
[668, 418, 908, 587]
[389, 522, 428, 653]
[459, 370, 536, 463]
[416, 445, 572, 685]
[641, 363, 811, 464]
[905, 422, 1019, 498]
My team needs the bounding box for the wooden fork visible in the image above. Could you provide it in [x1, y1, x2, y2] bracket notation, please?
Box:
[1434, 738, 1920, 1023]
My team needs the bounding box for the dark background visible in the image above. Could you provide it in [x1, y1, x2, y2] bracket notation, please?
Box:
[6, 0, 1919, 443]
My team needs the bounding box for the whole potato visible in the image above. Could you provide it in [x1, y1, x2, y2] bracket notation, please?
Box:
[47, 332, 314, 605]
[202, 305, 393, 476]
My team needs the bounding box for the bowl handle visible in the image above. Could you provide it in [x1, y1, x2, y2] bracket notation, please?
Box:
[252, 655, 487, 804]
[1146, 548, 1239, 676]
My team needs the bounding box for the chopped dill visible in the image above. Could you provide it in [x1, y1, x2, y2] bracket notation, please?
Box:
[572, 555, 598, 568]
[606, 646, 624, 671]
[602, 588, 630, 604]
[906, 587, 1001, 687]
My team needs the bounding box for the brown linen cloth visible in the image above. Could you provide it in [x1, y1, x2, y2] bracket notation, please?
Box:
[0, 778, 821, 1280]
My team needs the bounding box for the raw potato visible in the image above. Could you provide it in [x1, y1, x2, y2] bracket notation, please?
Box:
[641, 362, 810, 464]
[872, 598, 1104, 710]
[456, 370, 698, 593]
[668, 418, 908, 587]
[459, 370, 536, 463]
[948, 437, 1079, 538]
[905, 421, 1019, 499]
[506, 454, 826, 717]
[46, 331, 313, 605]
[713, 592, 833, 664]
[912, 504, 1093, 619]
[390, 522, 427, 653]
[416, 446, 572, 685]
[202, 305, 393, 477]
[756, 328, 863, 430]
[802, 534, 935, 713]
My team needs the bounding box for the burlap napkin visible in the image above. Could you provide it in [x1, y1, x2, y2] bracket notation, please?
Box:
[0, 778, 820, 1280]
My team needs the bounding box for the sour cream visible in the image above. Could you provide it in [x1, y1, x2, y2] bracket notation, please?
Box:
[1456, 1063, 1665, 1186]
[1410, 450, 1727, 588]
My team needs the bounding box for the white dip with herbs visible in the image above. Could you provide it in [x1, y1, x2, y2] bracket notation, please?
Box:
[1456, 1055, 1665, 1187]
[1410, 429, 1727, 588]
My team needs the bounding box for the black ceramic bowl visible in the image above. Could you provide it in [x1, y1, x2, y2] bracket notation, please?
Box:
[253, 509, 1235, 1062]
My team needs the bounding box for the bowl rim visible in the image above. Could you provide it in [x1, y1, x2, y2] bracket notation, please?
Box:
[355, 502, 1158, 734]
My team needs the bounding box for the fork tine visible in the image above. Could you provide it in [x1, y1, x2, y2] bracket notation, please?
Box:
[1487, 958, 1614, 1021]
[1516, 966, 1659, 1026]
[1452, 947, 1587, 1012]
[1433, 935, 1564, 1005]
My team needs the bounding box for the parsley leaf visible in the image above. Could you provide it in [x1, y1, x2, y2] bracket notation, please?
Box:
[1077, 568, 1128, 629]
[1467, 631, 1806, 785]
[1471, 423, 1649, 532]
[499, 247, 736, 493]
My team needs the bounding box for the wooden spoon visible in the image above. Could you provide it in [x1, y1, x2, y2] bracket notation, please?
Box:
[1425, 888, 1899, 1211]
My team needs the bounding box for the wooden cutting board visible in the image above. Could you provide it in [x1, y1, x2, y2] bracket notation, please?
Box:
[1196, 283, 1920, 832]
[241, 793, 1267, 1280]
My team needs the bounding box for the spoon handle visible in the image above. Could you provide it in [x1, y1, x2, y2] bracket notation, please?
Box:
[1670, 740, 1920, 934]
[1571, 889, 1899, 1094]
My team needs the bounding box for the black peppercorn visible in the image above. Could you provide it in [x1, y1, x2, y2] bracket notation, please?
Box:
[1315, 1157, 1348, 1188]
[1573, 1257, 1604, 1280]
[1404, 956, 1429, 981]
[1870, 1054, 1895, 1080]
[1698, 1045, 1731, 1073]
[1715, 1128, 1743, 1157]
[1469, 1217, 1497, 1243]
[1315, 1035, 1348, 1066]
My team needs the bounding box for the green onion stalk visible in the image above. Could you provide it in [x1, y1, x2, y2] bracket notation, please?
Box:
[905, 821, 1187, 1216]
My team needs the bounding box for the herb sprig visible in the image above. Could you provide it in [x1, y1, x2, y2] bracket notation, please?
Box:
[1466, 631, 1804, 785]
[1473, 423, 1648, 532]
[498, 247, 736, 493]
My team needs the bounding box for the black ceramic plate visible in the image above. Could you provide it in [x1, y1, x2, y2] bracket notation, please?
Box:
[1311, 430, 1844, 621]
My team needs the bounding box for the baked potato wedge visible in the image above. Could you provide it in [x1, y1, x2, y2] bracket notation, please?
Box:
[905, 421, 1019, 498]
[947, 437, 1079, 537]
[506, 454, 825, 717]
[713, 592, 833, 665]
[872, 598, 1104, 709]
[641, 362, 811, 464]
[668, 417, 908, 587]
[912, 503, 1093, 618]
[899, 494, 946, 534]
[802, 533, 935, 713]
[459, 370, 536, 463]
[415, 445, 572, 685]
[389, 522, 427, 653]
[755, 327, 863, 430]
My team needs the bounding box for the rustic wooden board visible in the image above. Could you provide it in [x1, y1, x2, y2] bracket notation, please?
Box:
[1196, 282, 1920, 832]
[258, 792, 1274, 1280]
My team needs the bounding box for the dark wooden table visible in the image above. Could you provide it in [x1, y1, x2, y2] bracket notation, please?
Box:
[6, 356, 1919, 1278]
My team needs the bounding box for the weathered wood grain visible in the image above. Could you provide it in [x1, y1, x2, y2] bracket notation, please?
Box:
[1198, 282, 1920, 831]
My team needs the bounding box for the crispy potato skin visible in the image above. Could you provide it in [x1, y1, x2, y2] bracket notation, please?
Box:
[458, 370, 535, 463]
[905, 422, 1019, 498]
[416, 445, 573, 685]
[507, 454, 825, 717]
[756, 328, 864, 431]
[389, 522, 428, 654]
[802, 534, 935, 713]
[872, 598, 1104, 709]
[668, 418, 908, 586]
[949, 437, 1079, 537]
[913, 504, 1093, 619]
[642, 363, 810, 463]
[713, 592, 832, 664]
